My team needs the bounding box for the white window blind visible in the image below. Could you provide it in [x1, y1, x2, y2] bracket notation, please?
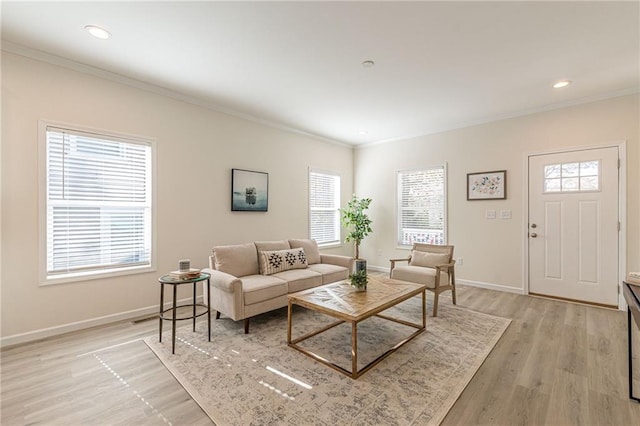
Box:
[45, 126, 152, 278]
[309, 170, 340, 246]
[397, 166, 446, 246]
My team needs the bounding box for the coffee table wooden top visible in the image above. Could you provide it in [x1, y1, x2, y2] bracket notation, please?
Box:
[288, 276, 426, 322]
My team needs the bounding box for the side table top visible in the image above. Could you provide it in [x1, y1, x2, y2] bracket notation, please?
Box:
[158, 272, 210, 284]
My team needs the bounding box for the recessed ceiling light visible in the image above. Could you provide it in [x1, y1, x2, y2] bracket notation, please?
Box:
[84, 25, 111, 40]
[553, 80, 571, 89]
[359, 130, 368, 135]
[361, 60, 375, 68]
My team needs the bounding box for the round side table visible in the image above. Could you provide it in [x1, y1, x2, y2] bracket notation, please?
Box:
[158, 272, 211, 354]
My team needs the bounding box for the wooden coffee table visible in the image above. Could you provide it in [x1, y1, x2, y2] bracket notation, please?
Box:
[287, 276, 426, 379]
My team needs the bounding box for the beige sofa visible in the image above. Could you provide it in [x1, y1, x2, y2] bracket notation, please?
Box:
[203, 239, 354, 333]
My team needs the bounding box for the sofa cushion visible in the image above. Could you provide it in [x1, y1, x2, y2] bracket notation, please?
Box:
[273, 269, 322, 293]
[409, 250, 450, 268]
[213, 243, 259, 277]
[241, 274, 288, 305]
[289, 238, 321, 265]
[259, 248, 308, 275]
[255, 240, 291, 252]
[308, 263, 349, 285]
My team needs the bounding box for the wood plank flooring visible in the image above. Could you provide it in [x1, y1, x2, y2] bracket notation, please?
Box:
[2, 281, 640, 425]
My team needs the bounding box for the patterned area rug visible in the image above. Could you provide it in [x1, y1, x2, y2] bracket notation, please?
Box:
[144, 296, 510, 425]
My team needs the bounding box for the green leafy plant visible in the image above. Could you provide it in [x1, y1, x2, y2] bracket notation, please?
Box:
[340, 195, 373, 259]
[349, 269, 368, 290]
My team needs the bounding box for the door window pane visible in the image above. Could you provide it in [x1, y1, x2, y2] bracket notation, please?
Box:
[543, 160, 600, 193]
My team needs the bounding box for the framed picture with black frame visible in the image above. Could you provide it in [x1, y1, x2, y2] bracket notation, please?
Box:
[467, 170, 506, 200]
[231, 169, 269, 211]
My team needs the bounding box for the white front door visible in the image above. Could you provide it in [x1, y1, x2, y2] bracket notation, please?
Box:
[528, 147, 619, 306]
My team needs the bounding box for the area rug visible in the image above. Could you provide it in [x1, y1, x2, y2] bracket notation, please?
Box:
[144, 296, 510, 426]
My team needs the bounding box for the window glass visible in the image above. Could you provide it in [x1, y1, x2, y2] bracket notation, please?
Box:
[543, 160, 600, 193]
[397, 166, 446, 246]
[44, 125, 153, 281]
[309, 170, 340, 246]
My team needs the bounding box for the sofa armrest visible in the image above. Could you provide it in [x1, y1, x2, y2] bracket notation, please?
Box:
[320, 254, 354, 271]
[203, 268, 242, 293]
[202, 268, 244, 321]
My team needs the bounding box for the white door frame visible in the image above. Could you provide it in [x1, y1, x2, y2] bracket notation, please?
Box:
[522, 141, 627, 310]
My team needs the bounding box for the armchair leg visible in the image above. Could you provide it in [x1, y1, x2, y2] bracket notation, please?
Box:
[215, 311, 221, 320]
[451, 269, 457, 305]
[244, 318, 250, 334]
[433, 292, 439, 317]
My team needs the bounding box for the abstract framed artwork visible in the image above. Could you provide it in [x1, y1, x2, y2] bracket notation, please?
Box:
[231, 169, 268, 211]
[467, 170, 506, 200]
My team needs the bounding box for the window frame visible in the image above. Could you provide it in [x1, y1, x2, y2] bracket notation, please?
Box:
[38, 121, 157, 286]
[396, 164, 448, 249]
[308, 168, 342, 248]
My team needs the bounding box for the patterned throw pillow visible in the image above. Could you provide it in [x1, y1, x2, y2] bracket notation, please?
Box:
[259, 248, 308, 275]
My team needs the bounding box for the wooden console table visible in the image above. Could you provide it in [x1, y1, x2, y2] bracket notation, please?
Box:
[623, 280, 640, 402]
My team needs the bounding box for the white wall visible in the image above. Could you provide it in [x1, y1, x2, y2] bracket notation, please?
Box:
[355, 94, 639, 292]
[2, 50, 638, 345]
[1, 52, 354, 343]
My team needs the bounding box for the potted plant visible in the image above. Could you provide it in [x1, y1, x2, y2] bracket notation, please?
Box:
[349, 269, 368, 291]
[340, 195, 373, 259]
[340, 195, 373, 278]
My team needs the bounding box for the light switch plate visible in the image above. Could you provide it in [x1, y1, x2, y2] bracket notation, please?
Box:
[500, 210, 512, 219]
[485, 210, 496, 219]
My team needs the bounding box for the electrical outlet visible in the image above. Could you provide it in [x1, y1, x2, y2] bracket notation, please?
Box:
[456, 257, 463, 266]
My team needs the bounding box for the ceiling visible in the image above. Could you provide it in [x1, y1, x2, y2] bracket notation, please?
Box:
[2, 1, 638, 146]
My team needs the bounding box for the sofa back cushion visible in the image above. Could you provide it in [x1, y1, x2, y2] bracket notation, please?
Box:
[289, 239, 321, 265]
[254, 240, 291, 253]
[409, 250, 450, 268]
[259, 248, 308, 275]
[213, 243, 259, 277]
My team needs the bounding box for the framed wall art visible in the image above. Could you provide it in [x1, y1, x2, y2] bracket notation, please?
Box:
[231, 169, 269, 211]
[467, 170, 506, 200]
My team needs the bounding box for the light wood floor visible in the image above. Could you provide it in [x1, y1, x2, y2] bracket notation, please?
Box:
[2, 282, 640, 425]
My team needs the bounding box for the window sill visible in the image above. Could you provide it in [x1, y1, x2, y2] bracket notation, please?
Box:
[42, 264, 156, 286]
[318, 242, 343, 250]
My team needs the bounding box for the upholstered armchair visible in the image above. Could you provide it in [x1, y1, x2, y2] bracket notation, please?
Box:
[389, 243, 456, 316]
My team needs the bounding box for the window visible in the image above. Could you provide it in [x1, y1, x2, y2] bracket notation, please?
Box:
[397, 166, 446, 246]
[309, 169, 341, 246]
[543, 160, 600, 193]
[42, 123, 154, 283]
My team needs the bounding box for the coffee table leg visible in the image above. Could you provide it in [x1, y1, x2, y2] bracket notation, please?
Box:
[352, 321, 358, 378]
[172, 284, 177, 354]
[159, 283, 164, 342]
[287, 301, 293, 344]
[422, 290, 426, 328]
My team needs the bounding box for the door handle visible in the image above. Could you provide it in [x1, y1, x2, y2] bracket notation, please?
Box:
[530, 233, 537, 238]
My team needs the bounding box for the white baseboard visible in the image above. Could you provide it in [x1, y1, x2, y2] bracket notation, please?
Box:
[368, 264, 390, 274]
[367, 264, 525, 295]
[456, 279, 525, 295]
[0, 296, 203, 348]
